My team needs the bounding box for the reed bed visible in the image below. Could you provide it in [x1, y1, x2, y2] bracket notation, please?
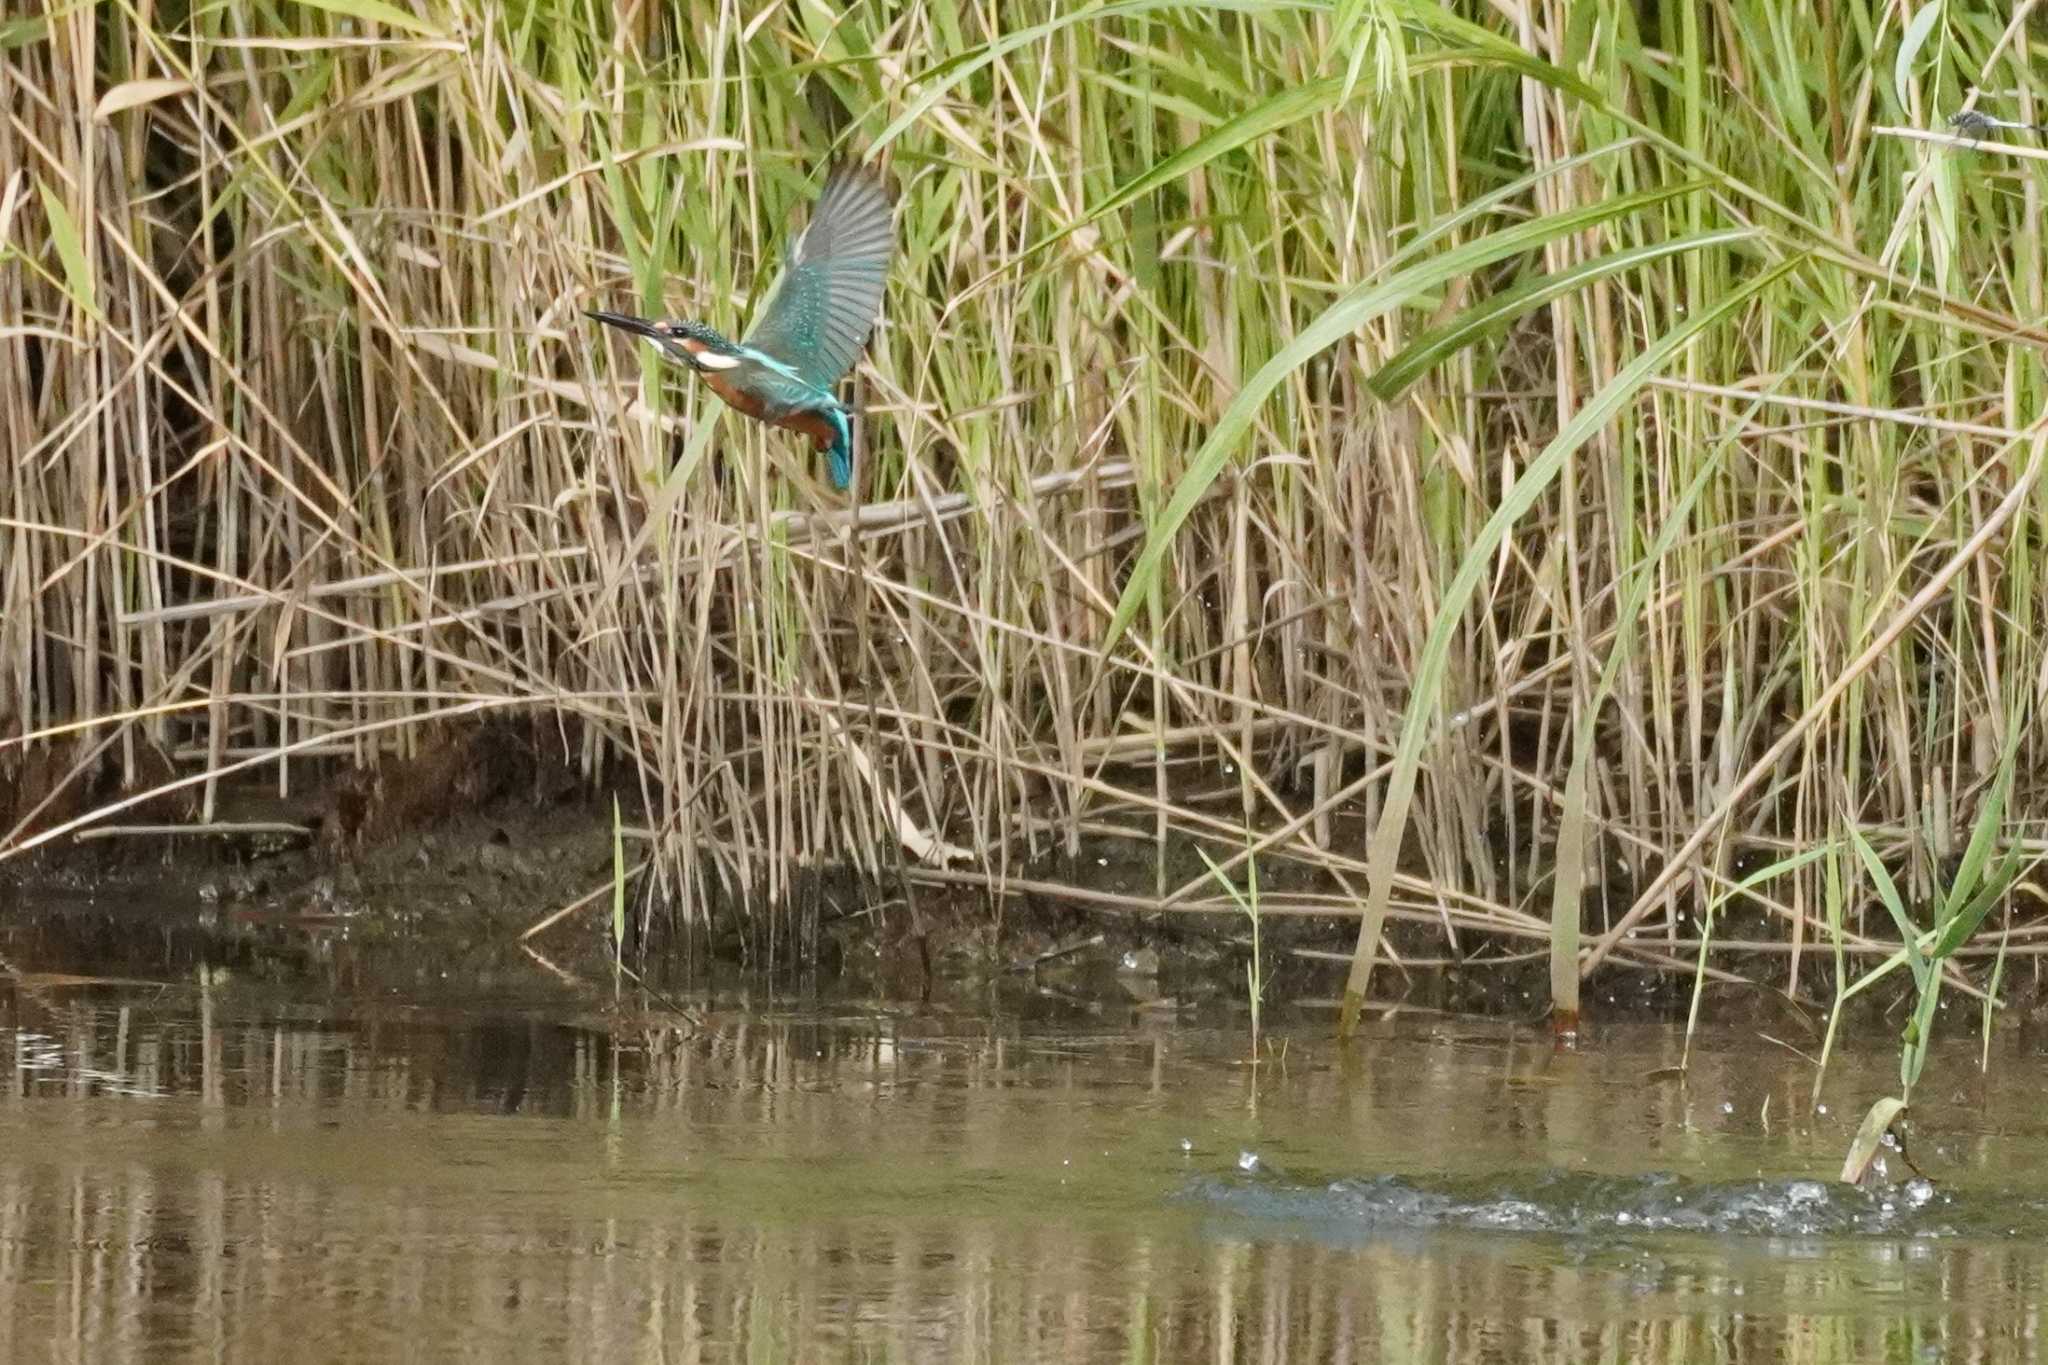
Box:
[5, 0, 2047, 1017]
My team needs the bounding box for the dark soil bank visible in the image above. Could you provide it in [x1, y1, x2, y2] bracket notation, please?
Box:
[3, 719, 1982, 1031]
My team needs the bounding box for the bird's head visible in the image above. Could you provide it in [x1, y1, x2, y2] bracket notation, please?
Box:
[585, 311, 746, 373]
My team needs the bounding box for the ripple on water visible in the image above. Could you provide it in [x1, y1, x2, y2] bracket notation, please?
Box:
[1180, 1166, 2048, 1243]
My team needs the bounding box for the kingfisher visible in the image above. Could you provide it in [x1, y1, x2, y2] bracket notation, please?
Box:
[587, 160, 895, 490]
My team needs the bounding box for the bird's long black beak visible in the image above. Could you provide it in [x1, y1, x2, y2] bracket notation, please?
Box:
[584, 308, 665, 341]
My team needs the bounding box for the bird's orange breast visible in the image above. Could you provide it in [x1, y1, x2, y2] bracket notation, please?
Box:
[700, 371, 771, 423]
[700, 372, 836, 450]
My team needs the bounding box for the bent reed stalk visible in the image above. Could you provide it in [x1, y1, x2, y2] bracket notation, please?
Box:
[5, 0, 2047, 1015]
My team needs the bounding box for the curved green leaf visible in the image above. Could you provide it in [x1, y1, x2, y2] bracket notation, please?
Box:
[1369, 228, 1754, 400]
[1102, 179, 1716, 653]
[874, 1, 1606, 158]
[1337, 251, 1805, 1037]
[1026, 47, 1608, 265]
[286, 0, 441, 38]
[1894, 1, 1944, 116]
[872, 0, 1325, 154]
[35, 177, 98, 322]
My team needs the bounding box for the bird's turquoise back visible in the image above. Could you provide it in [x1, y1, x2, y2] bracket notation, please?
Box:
[742, 164, 894, 391]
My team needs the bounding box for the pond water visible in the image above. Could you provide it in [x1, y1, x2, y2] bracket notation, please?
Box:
[4, 890, 2047, 1362]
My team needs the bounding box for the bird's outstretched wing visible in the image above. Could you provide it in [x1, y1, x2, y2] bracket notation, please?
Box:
[741, 162, 895, 391]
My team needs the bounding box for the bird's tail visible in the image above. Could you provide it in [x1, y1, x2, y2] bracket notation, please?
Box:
[826, 412, 853, 490]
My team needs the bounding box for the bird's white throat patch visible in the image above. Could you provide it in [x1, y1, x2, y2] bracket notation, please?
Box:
[692, 350, 743, 371]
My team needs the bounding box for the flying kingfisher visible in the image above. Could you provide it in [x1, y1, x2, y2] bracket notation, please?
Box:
[587, 161, 895, 490]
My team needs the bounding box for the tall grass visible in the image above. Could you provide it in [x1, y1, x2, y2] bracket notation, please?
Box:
[5, 0, 2046, 1021]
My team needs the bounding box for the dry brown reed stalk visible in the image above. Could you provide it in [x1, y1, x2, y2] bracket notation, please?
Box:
[5, 0, 2047, 1024]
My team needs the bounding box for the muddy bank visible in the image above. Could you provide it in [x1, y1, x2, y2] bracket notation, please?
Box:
[0, 720, 1345, 1006]
[1, 794, 1368, 1022]
[0, 720, 1987, 1029]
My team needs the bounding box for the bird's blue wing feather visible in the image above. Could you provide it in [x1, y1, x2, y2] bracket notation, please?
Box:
[727, 355, 823, 410]
[741, 163, 894, 390]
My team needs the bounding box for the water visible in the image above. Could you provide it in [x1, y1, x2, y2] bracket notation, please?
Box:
[5, 897, 2048, 1361]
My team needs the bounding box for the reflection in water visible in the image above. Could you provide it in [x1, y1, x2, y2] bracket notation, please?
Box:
[3, 969, 2048, 1360]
